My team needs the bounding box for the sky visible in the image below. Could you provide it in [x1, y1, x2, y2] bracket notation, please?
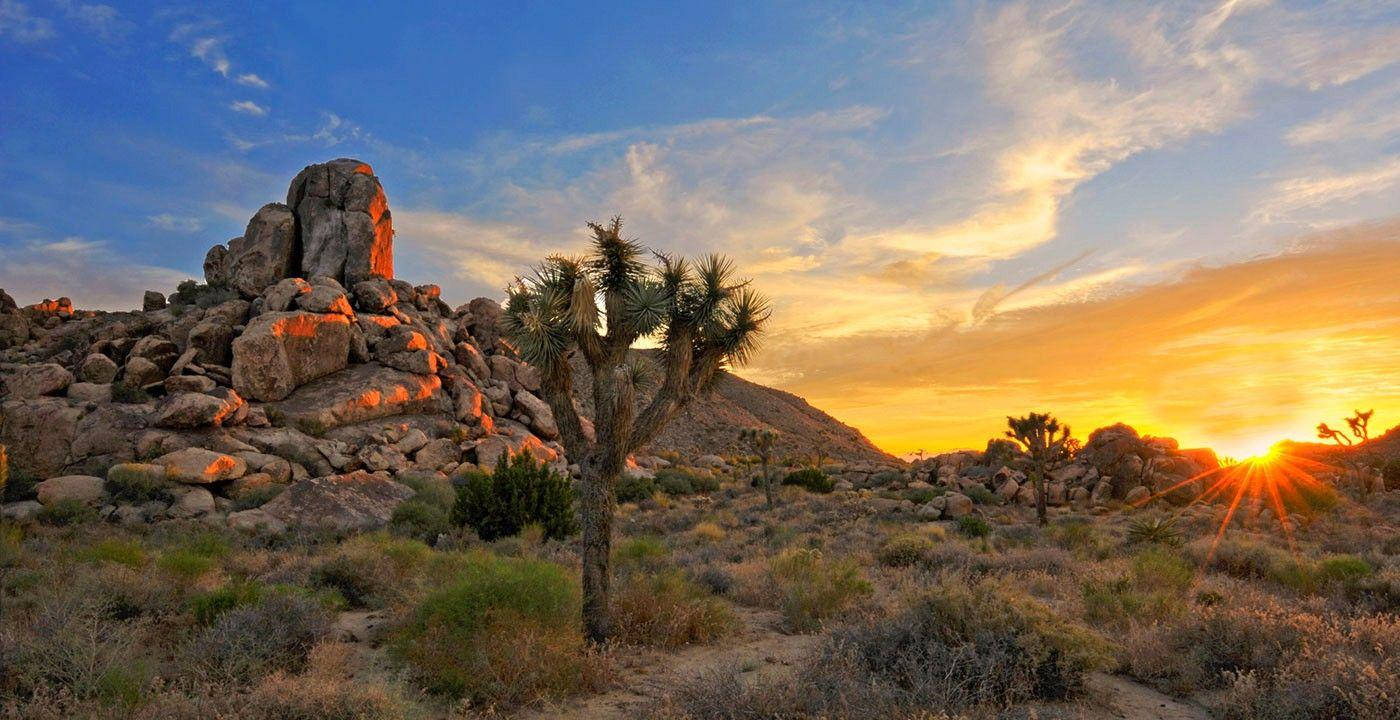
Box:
[2, 0, 1400, 458]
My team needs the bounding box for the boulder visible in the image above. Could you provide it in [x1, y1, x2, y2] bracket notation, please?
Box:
[259, 470, 413, 533]
[121, 357, 163, 388]
[128, 336, 180, 374]
[414, 438, 460, 470]
[143, 290, 167, 311]
[995, 478, 1020, 502]
[228, 203, 298, 297]
[1125, 485, 1152, 506]
[942, 492, 974, 518]
[0, 288, 15, 312]
[474, 431, 557, 469]
[297, 283, 355, 316]
[165, 375, 217, 394]
[153, 391, 242, 428]
[168, 487, 216, 518]
[0, 312, 30, 349]
[231, 311, 352, 402]
[263, 277, 312, 312]
[227, 508, 287, 534]
[352, 278, 397, 312]
[514, 390, 559, 440]
[1, 500, 42, 522]
[267, 363, 446, 434]
[1069, 486, 1091, 508]
[454, 341, 490, 380]
[287, 159, 394, 287]
[67, 382, 112, 403]
[2, 363, 73, 398]
[203, 244, 231, 287]
[466, 297, 503, 350]
[187, 318, 235, 365]
[35, 475, 106, 506]
[78, 353, 119, 384]
[153, 447, 247, 485]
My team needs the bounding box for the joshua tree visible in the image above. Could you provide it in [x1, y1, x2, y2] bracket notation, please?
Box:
[742, 427, 778, 508]
[1006, 412, 1073, 526]
[811, 446, 829, 470]
[503, 217, 769, 643]
[1318, 409, 1376, 496]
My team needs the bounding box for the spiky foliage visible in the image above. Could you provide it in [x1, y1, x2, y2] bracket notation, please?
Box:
[1127, 516, 1182, 546]
[1006, 412, 1074, 526]
[502, 217, 769, 643]
[741, 428, 779, 508]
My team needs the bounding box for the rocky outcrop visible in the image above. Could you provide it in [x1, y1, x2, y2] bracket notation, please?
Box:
[226, 204, 298, 298]
[287, 159, 394, 288]
[267, 363, 446, 434]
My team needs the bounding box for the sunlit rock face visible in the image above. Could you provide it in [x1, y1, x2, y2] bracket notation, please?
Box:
[287, 158, 394, 288]
[231, 311, 353, 402]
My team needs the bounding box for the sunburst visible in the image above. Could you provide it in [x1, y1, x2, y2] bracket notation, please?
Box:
[1129, 445, 1343, 562]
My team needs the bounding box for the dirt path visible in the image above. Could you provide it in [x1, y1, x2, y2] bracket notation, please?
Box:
[517, 606, 819, 720]
[1085, 673, 1211, 720]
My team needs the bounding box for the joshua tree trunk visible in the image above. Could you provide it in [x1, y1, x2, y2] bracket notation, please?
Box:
[577, 462, 616, 642]
[762, 459, 774, 508]
[1033, 468, 1048, 526]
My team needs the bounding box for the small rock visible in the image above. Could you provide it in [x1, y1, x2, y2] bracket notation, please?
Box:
[1, 500, 43, 522]
[67, 382, 112, 403]
[169, 487, 216, 518]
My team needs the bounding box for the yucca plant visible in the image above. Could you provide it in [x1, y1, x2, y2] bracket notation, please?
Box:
[1006, 412, 1074, 526]
[1126, 515, 1182, 546]
[502, 217, 769, 642]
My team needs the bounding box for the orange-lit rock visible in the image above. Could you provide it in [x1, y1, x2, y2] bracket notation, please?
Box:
[287, 158, 394, 287]
[268, 362, 446, 434]
[232, 311, 352, 402]
[154, 447, 248, 485]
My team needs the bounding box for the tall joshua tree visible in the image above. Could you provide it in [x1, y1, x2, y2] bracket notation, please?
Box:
[741, 427, 778, 508]
[502, 217, 769, 643]
[1006, 412, 1073, 526]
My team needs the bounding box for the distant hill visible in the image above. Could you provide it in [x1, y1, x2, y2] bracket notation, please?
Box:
[569, 352, 899, 466]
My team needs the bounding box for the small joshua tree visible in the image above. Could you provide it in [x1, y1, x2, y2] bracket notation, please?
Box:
[503, 217, 768, 642]
[1006, 412, 1073, 526]
[742, 427, 778, 508]
[1318, 409, 1376, 497]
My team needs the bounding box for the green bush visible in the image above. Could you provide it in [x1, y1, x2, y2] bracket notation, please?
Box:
[37, 498, 96, 526]
[106, 465, 172, 503]
[191, 579, 266, 625]
[956, 514, 991, 538]
[877, 533, 935, 567]
[869, 470, 904, 486]
[1127, 515, 1182, 546]
[392, 552, 598, 705]
[80, 539, 147, 568]
[782, 468, 835, 494]
[453, 452, 576, 541]
[1383, 457, 1400, 491]
[0, 522, 21, 568]
[616, 472, 658, 503]
[656, 467, 721, 496]
[390, 499, 453, 542]
[615, 535, 669, 568]
[964, 485, 996, 505]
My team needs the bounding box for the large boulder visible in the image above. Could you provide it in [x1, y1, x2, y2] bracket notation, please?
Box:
[259, 470, 413, 533]
[287, 159, 394, 288]
[228, 203, 298, 298]
[35, 475, 106, 506]
[152, 391, 243, 429]
[78, 353, 119, 384]
[1, 363, 73, 399]
[153, 447, 247, 485]
[0, 312, 30, 349]
[232, 311, 352, 402]
[267, 363, 445, 434]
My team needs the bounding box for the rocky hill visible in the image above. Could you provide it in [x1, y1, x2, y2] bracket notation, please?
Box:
[0, 157, 896, 531]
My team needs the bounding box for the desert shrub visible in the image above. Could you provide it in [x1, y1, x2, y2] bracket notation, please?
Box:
[654, 467, 722, 496]
[1280, 480, 1339, 516]
[1050, 518, 1107, 555]
[2, 467, 38, 503]
[3, 590, 154, 705]
[869, 470, 904, 486]
[616, 472, 657, 503]
[956, 514, 991, 538]
[36, 499, 95, 526]
[190, 579, 266, 625]
[964, 484, 996, 505]
[156, 535, 228, 581]
[105, 465, 171, 503]
[768, 548, 871, 632]
[615, 535, 669, 568]
[231, 483, 283, 510]
[1382, 457, 1400, 491]
[391, 551, 605, 707]
[1127, 515, 1182, 546]
[877, 532, 935, 567]
[690, 521, 725, 542]
[191, 593, 333, 682]
[389, 498, 453, 542]
[692, 565, 735, 596]
[1318, 554, 1373, 585]
[79, 538, 147, 568]
[452, 452, 576, 541]
[1083, 549, 1194, 626]
[782, 467, 835, 493]
[613, 571, 739, 648]
[309, 534, 431, 610]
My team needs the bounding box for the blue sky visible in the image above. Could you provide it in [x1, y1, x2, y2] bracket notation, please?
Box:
[3, 0, 1400, 453]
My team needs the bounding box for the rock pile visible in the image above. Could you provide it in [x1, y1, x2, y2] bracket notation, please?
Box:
[899, 422, 1220, 518]
[0, 159, 567, 532]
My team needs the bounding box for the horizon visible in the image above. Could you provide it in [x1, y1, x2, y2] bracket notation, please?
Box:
[3, 0, 1400, 458]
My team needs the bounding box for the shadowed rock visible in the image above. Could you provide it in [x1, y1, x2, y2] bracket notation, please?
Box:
[287, 158, 394, 287]
[259, 470, 413, 532]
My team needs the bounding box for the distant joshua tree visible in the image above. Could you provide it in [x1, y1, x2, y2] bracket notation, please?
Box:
[503, 217, 769, 643]
[1006, 412, 1074, 526]
[1317, 409, 1376, 497]
[742, 427, 778, 508]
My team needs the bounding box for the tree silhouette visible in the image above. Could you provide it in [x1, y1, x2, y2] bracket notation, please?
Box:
[1006, 412, 1074, 525]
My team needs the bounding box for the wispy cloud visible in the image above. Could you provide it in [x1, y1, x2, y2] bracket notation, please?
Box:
[0, 0, 54, 43]
[146, 213, 203, 232]
[1253, 157, 1400, 224]
[235, 72, 269, 89]
[0, 219, 188, 310]
[229, 99, 268, 116]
